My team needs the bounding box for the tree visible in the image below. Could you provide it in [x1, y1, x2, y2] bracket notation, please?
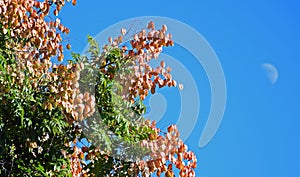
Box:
[0, 0, 196, 176]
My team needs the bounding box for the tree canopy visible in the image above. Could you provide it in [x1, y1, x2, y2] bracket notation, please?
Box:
[0, 0, 196, 176]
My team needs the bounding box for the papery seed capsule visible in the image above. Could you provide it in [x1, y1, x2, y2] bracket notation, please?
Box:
[121, 28, 126, 35]
[72, 0, 77, 6]
[160, 61, 165, 68]
[66, 43, 71, 50]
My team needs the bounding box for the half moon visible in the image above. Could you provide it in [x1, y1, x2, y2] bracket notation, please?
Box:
[262, 63, 278, 84]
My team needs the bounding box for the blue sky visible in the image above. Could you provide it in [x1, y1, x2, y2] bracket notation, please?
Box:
[60, 1, 300, 176]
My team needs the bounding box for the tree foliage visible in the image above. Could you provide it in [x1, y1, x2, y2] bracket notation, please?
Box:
[0, 0, 197, 176]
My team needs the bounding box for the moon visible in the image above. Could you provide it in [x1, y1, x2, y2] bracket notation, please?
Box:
[262, 63, 278, 84]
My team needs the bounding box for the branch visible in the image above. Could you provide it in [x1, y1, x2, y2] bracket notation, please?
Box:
[99, 62, 116, 69]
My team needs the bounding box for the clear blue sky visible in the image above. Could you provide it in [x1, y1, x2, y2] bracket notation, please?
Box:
[60, 1, 300, 176]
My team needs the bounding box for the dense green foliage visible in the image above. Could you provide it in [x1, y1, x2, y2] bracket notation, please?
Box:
[0, 45, 74, 176]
